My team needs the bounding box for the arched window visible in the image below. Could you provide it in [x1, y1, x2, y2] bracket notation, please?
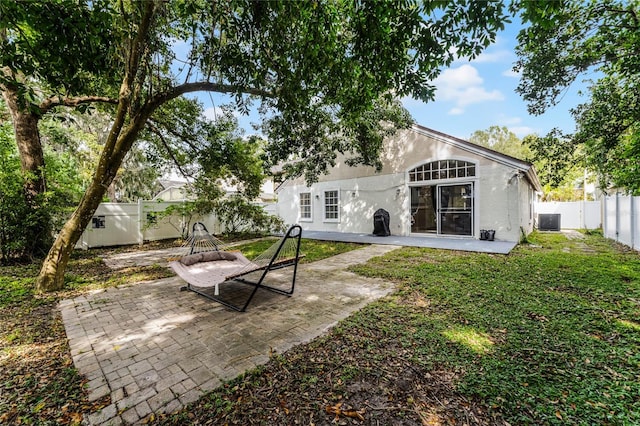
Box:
[408, 160, 476, 182]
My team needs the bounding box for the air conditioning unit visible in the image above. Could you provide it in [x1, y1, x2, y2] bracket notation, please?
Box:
[538, 213, 561, 231]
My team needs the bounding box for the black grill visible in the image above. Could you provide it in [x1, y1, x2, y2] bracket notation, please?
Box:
[373, 208, 391, 236]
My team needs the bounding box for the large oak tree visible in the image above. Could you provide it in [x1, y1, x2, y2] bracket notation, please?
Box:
[2, 0, 509, 291]
[1, 0, 118, 255]
[514, 0, 640, 193]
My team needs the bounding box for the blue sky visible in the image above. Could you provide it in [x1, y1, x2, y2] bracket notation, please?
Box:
[402, 20, 588, 140]
[194, 21, 590, 142]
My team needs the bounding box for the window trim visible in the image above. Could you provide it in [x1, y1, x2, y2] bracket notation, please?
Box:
[299, 192, 312, 222]
[408, 159, 477, 183]
[323, 189, 340, 222]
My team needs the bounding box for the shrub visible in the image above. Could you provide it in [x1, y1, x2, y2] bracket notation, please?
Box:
[0, 123, 36, 262]
[215, 195, 285, 236]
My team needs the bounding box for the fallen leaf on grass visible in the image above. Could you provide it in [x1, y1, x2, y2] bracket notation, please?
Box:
[69, 412, 84, 424]
[326, 402, 365, 421]
[0, 408, 17, 423]
[279, 398, 290, 415]
[526, 312, 548, 322]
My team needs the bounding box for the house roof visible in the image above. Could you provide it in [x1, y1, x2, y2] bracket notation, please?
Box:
[274, 123, 543, 193]
[412, 124, 542, 192]
[157, 179, 188, 190]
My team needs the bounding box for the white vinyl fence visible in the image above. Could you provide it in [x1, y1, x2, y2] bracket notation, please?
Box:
[602, 194, 640, 251]
[75, 200, 221, 249]
[536, 196, 640, 252]
[534, 201, 601, 230]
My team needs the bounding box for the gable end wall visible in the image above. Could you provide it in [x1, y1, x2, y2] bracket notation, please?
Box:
[276, 128, 537, 242]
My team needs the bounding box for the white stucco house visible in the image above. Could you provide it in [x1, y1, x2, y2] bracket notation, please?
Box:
[275, 124, 542, 243]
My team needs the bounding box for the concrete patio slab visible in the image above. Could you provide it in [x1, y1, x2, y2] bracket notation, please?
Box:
[60, 244, 399, 425]
[102, 231, 515, 273]
[302, 230, 517, 254]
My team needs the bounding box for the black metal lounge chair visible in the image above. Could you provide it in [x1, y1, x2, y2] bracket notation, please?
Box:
[169, 225, 303, 312]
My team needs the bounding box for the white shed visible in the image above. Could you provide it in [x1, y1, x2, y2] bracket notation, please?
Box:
[153, 185, 190, 201]
[275, 124, 542, 243]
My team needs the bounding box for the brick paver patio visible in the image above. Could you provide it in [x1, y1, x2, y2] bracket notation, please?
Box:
[59, 244, 398, 425]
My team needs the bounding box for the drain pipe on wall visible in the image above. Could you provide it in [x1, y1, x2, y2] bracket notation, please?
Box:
[507, 171, 522, 235]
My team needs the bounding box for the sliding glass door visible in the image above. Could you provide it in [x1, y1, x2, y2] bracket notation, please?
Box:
[438, 183, 473, 236]
[410, 186, 437, 233]
[411, 183, 473, 236]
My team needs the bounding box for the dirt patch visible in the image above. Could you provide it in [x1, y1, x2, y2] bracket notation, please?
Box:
[0, 303, 109, 425]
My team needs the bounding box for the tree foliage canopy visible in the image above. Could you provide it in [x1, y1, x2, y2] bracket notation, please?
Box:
[2, 0, 511, 290]
[2, 0, 512, 182]
[469, 126, 589, 200]
[514, 0, 640, 193]
[523, 130, 591, 201]
[165, 0, 509, 181]
[0, 0, 119, 106]
[573, 75, 640, 192]
[468, 125, 531, 160]
[0, 102, 86, 262]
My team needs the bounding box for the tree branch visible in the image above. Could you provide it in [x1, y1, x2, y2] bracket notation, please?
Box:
[602, 5, 639, 28]
[146, 121, 192, 180]
[147, 116, 201, 152]
[101, 2, 157, 176]
[142, 81, 274, 118]
[39, 95, 118, 114]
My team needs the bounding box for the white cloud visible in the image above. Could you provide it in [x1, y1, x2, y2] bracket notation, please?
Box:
[202, 106, 224, 120]
[497, 115, 523, 126]
[434, 65, 504, 113]
[495, 116, 537, 136]
[502, 68, 520, 78]
[472, 49, 512, 64]
[452, 37, 512, 64]
[456, 87, 503, 107]
[437, 64, 483, 88]
[509, 126, 536, 137]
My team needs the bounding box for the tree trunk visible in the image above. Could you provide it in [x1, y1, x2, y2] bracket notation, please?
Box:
[36, 118, 146, 291]
[1, 83, 51, 257]
[36, 174, 108, 291]
[33, 1, 159, 289]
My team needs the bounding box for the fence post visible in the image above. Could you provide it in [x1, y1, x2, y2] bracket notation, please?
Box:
[137, 199, 144, 246]
[602, 197, 607, 235]
[616, 192, 620, 242]
[631, 195, 636, 250]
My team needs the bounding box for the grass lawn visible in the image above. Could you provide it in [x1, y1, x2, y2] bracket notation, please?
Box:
[1, 232, 639, 425]
[161, 231, 640, 425]
[233, 238, 365, 263]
